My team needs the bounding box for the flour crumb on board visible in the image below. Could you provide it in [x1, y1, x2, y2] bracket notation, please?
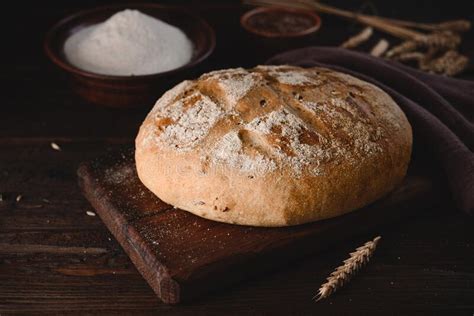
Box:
[104, 164, 135, 184]
[50, 142, 62, 151]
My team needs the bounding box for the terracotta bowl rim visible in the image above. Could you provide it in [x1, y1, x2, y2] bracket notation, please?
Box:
[44, 3, 216, 81]
[240, 6, 321, 38]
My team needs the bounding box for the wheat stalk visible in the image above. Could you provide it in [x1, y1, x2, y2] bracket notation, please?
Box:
[243, 0, 469, 75]
[243, 0, 469, 44]
[244, 0, 425, 40]
[340, 27, 373, 48]
[314, 236, 381, 301]
[420, 50, 469, 76]
[377, 18, 471, 33]
[370, 39, 390, 57]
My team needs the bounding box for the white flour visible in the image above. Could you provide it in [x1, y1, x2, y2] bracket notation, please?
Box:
[64, 9, 193, 76]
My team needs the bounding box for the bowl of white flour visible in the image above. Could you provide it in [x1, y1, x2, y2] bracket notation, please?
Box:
[45, 4, 215, 107]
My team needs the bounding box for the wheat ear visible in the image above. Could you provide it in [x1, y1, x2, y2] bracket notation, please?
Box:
[314, 236, 381, 301]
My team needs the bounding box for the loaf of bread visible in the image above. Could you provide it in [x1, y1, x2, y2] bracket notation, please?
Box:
[135, 65, 412, 227]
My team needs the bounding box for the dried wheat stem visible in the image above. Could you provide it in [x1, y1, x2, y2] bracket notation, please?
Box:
[370, 39, 389, 57]
[244, 0, 468, 76]
[393, 51, 425, 62]
[385, 40, 417, 58]
[418, 31, 461, 49]
[420, 50, 469, 76]
[380, 18, 471, 32]
[246, 0, 425, 40]
[314, 236, 381, 302]
[385, 33, 459, 59]
[244, 0, 469, 45]
[340, 27, 373, 48]
[437, 20, 471, 32]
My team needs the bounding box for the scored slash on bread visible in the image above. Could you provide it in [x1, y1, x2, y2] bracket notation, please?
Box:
[135, 65, 412, 227]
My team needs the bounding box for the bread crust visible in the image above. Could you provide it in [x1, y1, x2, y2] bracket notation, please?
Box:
[135, 65, 412, 227]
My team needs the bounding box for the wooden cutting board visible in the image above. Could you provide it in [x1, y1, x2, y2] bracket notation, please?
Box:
[77, 147, 437, 304]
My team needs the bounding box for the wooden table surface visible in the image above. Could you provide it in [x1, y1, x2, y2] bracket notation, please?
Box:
[1, 1, 473, 314]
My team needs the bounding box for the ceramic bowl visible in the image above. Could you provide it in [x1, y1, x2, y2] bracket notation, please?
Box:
[240, 7, 321, 62]
[44, 3, 216, 108]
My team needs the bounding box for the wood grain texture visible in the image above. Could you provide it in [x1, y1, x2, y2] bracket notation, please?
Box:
[0, 142, 473, 314]
[77, 148, 438, 304]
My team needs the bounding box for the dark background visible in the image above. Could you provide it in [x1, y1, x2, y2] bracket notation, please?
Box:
[2, 0, 474, 139]
[1, 1, 474, 314]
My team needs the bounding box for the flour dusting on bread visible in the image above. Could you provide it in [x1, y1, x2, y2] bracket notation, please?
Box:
[217, 72, 258, 107]
[135, 65, 412, 227]
[211, 131, 277, 176]
[141, 66, 399, 177]
[271, 69, 318, 86]
[145, 91, 224, 150]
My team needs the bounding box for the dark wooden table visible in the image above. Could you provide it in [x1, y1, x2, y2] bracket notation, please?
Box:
[1, 1, 473, 314]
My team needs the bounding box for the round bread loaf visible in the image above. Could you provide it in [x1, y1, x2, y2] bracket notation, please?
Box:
[135, 65, 412, 227]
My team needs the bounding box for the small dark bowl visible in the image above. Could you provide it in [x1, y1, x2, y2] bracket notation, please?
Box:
[240, 7, 321, 62]
[241, 6, 321, 38]
[44, 3, 215, 108]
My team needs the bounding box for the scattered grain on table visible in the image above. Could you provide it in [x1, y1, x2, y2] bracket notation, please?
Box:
[51, 142, 62, 151]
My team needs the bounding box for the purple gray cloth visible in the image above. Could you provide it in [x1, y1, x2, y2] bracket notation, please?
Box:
[266, 47, 474, 215]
